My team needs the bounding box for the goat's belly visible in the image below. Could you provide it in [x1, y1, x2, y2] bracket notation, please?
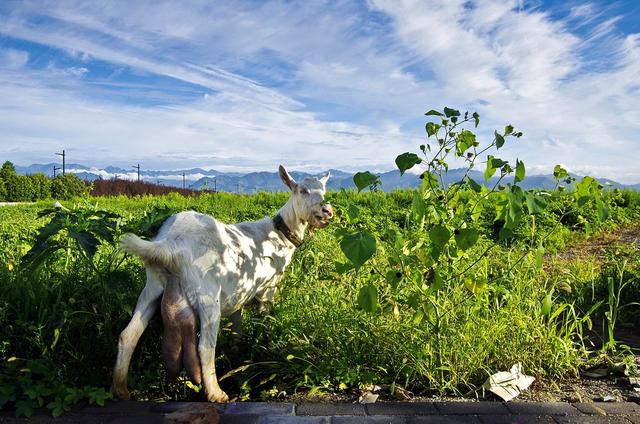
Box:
[219, 275, 276, 315]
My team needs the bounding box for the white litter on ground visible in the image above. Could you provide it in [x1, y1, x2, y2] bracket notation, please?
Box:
[483, 363, 535, 402]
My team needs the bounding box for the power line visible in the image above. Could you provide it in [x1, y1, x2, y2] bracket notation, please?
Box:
[132, 163, 140, 182]
[55, 150, 65, 175]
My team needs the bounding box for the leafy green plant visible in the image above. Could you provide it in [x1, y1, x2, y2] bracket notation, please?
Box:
[603, 260, 640, 352]
[338, 106, 608, 310]
[328, 106, 613, 393]
[21, 206, 121, 272]
[0, 357, 112, 417]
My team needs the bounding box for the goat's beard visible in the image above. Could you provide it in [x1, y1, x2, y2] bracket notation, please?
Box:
[310, 215, 330, 229]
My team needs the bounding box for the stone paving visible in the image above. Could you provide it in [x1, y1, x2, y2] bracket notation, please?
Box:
[1, 400, 639, 423]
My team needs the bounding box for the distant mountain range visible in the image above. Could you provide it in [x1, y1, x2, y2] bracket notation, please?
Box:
[14, 163, 640, 193]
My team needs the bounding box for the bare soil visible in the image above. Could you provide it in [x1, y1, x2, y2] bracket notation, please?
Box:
[553, 224, 640, 261]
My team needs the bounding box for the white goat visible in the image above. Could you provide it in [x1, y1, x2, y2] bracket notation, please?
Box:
[111, 165, 333, 402]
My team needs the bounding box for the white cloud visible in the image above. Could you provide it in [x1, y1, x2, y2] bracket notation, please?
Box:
[66, 168, 213, 182]
[0, 0, 638, 183]
[0, 48, 29, 69]
[370, 0, 640, 183]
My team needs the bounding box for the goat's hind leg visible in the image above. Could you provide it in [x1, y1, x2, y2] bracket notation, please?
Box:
[111, 268, 164, 400]
[197, 287, 229, 402]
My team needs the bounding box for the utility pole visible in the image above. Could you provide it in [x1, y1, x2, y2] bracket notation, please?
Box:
[182, 172, 186, 189]
[213, 177, 217, 193]
[55, 149, 66, 175]
[133, 163, 140, 182]
[236, 182, 240, 194]
[53, 165, 61, 178]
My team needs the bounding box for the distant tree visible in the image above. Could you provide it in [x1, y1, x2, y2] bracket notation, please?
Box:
[51, 174, 90, 199]
[0, 177, 5, 201]
[1, 161, 20, 201]
[0, 161, 16, 180]
[30, 172, 52, 200]
[15, 175, 36, 201]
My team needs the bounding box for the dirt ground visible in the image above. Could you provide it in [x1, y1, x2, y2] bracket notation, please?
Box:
[554, 224, 640, 261]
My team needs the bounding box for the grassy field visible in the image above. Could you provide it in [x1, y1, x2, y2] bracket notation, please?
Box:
[0, 188, 639, 416]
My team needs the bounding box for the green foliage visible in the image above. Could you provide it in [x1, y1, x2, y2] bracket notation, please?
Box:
[21, 206, 120, 271]
[357, 284, 379, 313]
[0, 185, 637, 408]
[395, 153, 422, 176]
[0, 163, 40, 201]
[51, 174, 90, 200]
[515, 159, 525, 183]
[330, 105, 619, 395]
[454, 228, 479, 251]
[0, 162, 87, 202]
[0, 161, 16, 180]
[30, 173, 52, 201]
[353, 172, 381, 192]
[0, 357, 112, 417]
[339, 231, 376, 269]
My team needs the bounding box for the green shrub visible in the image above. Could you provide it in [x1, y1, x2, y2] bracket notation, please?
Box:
[29, 173, 52, 201]
[51, 174, 89, 200]
[0, 177, 5, 201]
[2, 175, 35, 202]
[0, 163, 48, 202]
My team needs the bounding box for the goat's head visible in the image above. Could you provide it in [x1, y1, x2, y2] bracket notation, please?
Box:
[279, 165, 333, 228]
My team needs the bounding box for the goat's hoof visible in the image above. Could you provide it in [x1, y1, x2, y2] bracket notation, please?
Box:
[207, 390, 229, 403]
[111, 384, 131, 400]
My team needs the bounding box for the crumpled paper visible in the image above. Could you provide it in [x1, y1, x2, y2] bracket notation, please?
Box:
[483, 363, 535, 401]
[358, 385, 381, 404]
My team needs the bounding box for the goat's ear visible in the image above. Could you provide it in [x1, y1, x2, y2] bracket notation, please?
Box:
[319, 171, 330, 187]
[279, 165, 297, 191]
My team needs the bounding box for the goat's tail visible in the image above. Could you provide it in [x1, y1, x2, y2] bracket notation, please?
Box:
[120, 233, 175, 267]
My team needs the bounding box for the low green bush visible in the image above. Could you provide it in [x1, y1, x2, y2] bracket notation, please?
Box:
[0, 161, 90, 202]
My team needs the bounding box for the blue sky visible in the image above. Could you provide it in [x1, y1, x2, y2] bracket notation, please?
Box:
[0, 0, 638, 183]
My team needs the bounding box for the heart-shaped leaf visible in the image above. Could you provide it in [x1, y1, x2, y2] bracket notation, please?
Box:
[395, 153, 422, 176]
[357, 284, 379, 313]
[340, 231, 376, 269]
[353, 171, 380, 192]
[454, 228, 479, 251]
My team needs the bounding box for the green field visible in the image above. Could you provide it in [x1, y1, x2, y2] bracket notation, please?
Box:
[2, 108, 639, 417]
[0, 186, 639, 416]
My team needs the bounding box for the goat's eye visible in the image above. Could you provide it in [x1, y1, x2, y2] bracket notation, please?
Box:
[301, 188, 310, 195]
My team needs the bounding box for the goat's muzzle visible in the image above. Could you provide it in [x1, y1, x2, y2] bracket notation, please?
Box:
[312, 204, 334, 228]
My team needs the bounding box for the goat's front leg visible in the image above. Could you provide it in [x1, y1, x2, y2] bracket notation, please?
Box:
[112, 277, 163, 399]
[197, 290, 229, 403]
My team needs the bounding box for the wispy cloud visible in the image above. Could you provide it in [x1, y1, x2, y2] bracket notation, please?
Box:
[0, 0, 638, 182]
[0, 48, 29, 69]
